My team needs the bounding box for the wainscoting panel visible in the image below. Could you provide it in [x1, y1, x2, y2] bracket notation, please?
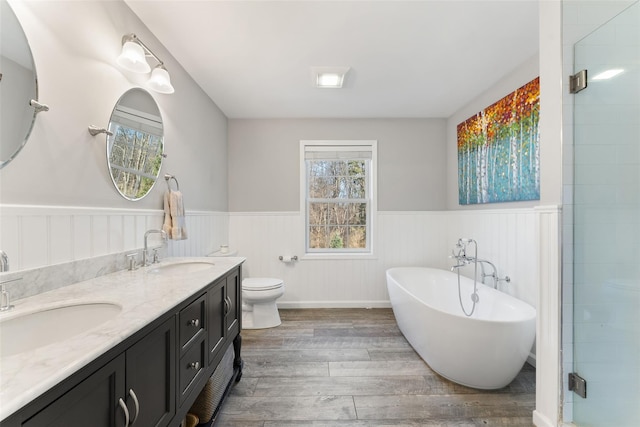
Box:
[533, 205, 562, 427]
[0, 205, 228, 272]
[229, 208, 540, 310]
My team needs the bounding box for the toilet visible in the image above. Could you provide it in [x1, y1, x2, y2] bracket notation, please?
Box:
[208, 248, 285, 329]
[242, 278, 285, 329]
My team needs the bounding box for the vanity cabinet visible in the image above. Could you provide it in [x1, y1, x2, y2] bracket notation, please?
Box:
[207, 267, 241, 367]
[19, 317, 176, 427]
[1, 264, 243, 427]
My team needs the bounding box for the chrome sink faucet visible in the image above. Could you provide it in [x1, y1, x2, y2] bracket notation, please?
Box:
[143, 230, 167, 266]
[1, 250, 15, 311]
[0, 250, 8, 273]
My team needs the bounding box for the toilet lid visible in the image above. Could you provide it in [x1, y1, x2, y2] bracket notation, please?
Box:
[243, 278, 283, 291]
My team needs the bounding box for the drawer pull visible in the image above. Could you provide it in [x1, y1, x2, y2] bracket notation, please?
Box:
[129, 389, 140, 425]
[118, 397, 130, 427]
[189, 361, 200, 370]
[188, 319, 200, 327]
[224, 297, 230, 315]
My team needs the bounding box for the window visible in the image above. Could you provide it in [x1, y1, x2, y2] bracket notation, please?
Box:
[301, 140, 377, 255]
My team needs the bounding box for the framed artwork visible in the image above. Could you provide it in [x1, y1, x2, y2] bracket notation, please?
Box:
[457, 77, 540, 205]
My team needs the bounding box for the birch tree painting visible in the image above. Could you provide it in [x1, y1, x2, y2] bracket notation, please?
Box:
[457, 77, 540, 205]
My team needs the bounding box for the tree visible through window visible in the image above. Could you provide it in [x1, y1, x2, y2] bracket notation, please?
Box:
[303, 141, 376, 253]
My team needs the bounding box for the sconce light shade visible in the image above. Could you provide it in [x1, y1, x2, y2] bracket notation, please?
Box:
[147, 65, 175, 94]
[117, 41, 151, 73]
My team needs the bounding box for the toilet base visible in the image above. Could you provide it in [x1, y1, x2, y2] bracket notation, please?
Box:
[242, 302, 281, 329]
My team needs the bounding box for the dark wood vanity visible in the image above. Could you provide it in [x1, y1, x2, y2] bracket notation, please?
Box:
[0, 265, 243, 427]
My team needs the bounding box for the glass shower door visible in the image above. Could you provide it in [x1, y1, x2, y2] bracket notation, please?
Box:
[572, 2, 640, 426]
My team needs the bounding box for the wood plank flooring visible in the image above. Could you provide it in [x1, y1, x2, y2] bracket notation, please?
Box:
[215, 308, 535, 427]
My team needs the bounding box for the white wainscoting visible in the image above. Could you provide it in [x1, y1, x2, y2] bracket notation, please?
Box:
[0, 205, 228, 272]
[229, 208, 539, 310]
[533, 205, 563, 427]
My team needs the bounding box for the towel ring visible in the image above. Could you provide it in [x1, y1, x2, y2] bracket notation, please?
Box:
[164, 174, 180, 191]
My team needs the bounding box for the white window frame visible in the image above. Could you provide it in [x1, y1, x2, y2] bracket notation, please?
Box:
[300, 140, 377, 259]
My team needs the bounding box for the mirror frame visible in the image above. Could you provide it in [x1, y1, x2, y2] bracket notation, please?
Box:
[0, 0, 40, 169]
[106, 88, 164, 201]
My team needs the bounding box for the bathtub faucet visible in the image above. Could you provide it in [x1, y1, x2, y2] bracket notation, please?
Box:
[475, 259, 511, 289]
[449, 240, 511, 288]
[449, 238, 476, 270]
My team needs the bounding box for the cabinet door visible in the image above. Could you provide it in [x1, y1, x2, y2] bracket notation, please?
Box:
[125, 317, 176, 427]
[23, 356, 126, 427]
[225, 268, 241, 337]
[207, 278, 226, 365]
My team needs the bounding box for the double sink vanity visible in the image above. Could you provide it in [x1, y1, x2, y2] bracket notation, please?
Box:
[0, 257, 244, 427]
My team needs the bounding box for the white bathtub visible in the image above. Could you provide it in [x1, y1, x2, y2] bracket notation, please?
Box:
[386, 267, 536, 389]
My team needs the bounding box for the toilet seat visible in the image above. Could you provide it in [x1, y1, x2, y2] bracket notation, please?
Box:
[243, 278, 283, 291]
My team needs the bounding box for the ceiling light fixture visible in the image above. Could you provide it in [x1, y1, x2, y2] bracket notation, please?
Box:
[311, 66, 350, 89]
[117, 33, 175, 94]
[592, 69, 624, 80]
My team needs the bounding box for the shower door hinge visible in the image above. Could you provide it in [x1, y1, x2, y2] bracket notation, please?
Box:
[570, 70, 588, 94]
[568, 372, 587, 398]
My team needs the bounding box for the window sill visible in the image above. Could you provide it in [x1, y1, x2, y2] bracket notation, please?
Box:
[300, 253, 378, 261]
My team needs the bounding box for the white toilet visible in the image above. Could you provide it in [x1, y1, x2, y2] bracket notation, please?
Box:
[242, 278, 285, 329]
[208, 248, 285, 329]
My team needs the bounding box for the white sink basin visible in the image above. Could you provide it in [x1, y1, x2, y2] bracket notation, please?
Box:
[0, 303, 122, 358]
[147, 261, 216, 275]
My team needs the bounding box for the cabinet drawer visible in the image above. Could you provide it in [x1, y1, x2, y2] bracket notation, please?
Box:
[178, 337, 206, 404]
[179, 295, 205, 351]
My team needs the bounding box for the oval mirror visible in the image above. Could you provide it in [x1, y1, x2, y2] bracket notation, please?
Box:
[0, 0, 39, 169]
[107, 88, 164, 200]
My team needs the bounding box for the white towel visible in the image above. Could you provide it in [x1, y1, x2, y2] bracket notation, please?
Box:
[163, 190, 188, 240]
[162, 191, 172, 236]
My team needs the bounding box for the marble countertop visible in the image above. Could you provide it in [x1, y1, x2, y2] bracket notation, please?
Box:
[0, 256, 245, 421]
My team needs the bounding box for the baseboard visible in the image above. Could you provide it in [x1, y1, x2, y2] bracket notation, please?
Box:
[527, 352, 536, 368]
[277, 301, 392, 309]
[533, 410, 556, 427]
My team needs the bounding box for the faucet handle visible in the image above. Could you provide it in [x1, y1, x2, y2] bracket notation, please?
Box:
[0, 278, 20, 311]
[126, 253, 138, 271]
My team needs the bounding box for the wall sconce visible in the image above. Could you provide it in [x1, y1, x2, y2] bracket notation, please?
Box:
[116, 33, 175, 94]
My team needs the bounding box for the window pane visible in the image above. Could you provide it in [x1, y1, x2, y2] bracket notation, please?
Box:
[349, 176, 366, 198]
[328, 226, 347, 249]
[309, 226, 328, 248]
[349, 203, 367, 225]
[309, 176, 334, 198]
[308, 203, 328, 225]
[328, 203, 349, 225]
[347, 226, 367, 248]
[331, 160, 348, 176]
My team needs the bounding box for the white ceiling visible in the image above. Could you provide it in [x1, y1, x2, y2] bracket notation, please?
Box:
[125, 0, 539, 119]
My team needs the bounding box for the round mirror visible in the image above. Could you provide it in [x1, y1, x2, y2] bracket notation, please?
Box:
[0, 0, 39, 169]
[107, 88, 164, 200]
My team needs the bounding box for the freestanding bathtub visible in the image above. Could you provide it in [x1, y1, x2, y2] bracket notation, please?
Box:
[386, 267, 536, 389]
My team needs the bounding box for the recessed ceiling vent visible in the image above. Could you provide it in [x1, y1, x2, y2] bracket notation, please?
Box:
[311, 66, 350, 89]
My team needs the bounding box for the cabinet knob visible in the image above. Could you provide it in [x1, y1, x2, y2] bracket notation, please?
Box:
[188, 319, 200, 327]
[189, 361, 200, 370]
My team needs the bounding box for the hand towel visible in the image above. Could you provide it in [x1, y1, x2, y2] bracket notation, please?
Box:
[168, 190, 188, 240]
[162, 191, 172, 236]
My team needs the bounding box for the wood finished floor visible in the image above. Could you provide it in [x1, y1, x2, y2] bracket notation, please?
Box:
[215, 308, 535, 427]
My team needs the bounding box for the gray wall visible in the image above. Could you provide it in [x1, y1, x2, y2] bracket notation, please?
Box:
[228, 118, 447, 212]
[1, 0, 228, 212]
